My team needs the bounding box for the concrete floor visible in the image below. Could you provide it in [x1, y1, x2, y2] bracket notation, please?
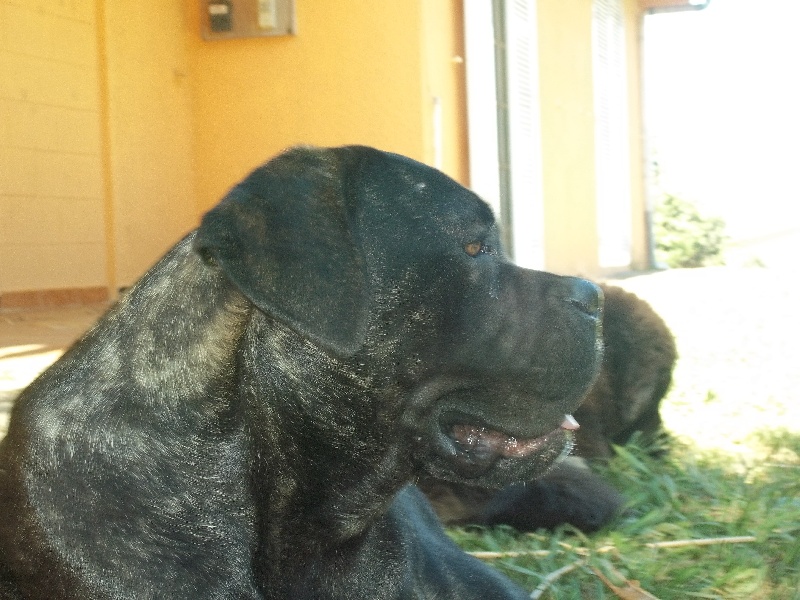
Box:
[0, 304, 107, 438]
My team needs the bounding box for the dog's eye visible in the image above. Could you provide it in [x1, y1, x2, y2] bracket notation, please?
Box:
[465, 241, 486, 257]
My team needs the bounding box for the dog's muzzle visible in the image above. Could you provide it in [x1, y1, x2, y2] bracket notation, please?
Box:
[416, 274, 603, 486]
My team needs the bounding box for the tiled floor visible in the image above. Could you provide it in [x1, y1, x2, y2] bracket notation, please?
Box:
[0, 304, 107, 438]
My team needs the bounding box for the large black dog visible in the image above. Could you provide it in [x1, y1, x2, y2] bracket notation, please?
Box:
[0, 146, 602, 599]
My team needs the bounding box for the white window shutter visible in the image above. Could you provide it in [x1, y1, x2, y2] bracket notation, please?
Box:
[593, 0, 633, 268]
[504, 0, 546, 269]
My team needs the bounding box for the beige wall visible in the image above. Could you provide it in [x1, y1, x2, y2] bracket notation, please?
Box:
[0, 0, 108, 295]
[536, 0, 648, 277]
[624, 0, 649, 270]
[102, 0, 199, 287]
[537, 0, 600, 277]
[185, 0, 468, 214]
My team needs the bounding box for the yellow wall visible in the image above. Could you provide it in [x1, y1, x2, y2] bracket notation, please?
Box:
[101, 0, 199, 287]
[1, 0, 648, 300]
[1, 0, 468, 299]
[420, 0, 469, 185]
[536, 0, 599, 276]
[185, 0, 468, 214]
[0, 0, 108, 294]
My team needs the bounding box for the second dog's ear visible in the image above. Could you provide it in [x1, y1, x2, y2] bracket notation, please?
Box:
[194, 147, 369, 355]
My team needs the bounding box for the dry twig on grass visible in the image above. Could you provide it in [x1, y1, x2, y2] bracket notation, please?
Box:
[589, 564, 661, 600]
[469, 535, 758, 599]
[468, 534, 757, 561]
[644, 535, 756, 549]
[529, 559, 586, 600]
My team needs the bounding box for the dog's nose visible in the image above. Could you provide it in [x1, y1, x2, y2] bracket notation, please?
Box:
[563, 277, 603, 318]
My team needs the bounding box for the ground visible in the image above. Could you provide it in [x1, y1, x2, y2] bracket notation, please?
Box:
[612, 267, 800, 462]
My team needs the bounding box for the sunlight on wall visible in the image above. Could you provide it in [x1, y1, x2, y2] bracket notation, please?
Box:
[0, 0, 108, 293]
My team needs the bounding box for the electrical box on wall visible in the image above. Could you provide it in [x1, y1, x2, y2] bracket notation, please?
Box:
[203, 0, 295, 40]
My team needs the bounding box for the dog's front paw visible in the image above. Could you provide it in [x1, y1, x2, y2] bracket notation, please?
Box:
[479, 458, 624, 532]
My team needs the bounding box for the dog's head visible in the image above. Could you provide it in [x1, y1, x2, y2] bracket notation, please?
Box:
[195, 145, 602, 489]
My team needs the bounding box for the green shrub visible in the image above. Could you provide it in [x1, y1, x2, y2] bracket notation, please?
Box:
[654, 195, 728, 268]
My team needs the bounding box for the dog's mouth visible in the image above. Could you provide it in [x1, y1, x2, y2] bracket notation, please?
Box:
[451, 414, 578, 459]
[431, 413, 580, 480]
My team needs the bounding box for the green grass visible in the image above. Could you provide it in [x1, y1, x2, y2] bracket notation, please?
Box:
[448, 436, 800, 599]
[447, 268, 800, 599]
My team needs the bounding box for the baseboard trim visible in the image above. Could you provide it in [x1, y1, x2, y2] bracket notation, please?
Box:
[0, 287, 109, 309]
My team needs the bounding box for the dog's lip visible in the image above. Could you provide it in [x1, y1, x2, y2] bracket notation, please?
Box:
[448, 414, 579, 459]
[431, 413, 579, 478]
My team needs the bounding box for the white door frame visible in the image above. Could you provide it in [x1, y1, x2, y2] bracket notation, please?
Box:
[463, 0, 545, 269]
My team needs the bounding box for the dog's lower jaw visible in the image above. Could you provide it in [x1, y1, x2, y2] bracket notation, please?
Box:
[239, 332, 419, 594]
[245, 404, 414, 535]
[246, 420, 416, 597]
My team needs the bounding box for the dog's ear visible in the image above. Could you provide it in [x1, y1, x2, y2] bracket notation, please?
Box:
[194, 146, 369, 355]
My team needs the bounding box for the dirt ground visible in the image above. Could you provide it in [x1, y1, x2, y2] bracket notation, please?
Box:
[0, 304, 106, 436]
[609, 266, 800, 462]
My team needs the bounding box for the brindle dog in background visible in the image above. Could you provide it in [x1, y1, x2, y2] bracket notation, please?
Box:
[0, 146, 602, 599]
[422, 284, 676, 532]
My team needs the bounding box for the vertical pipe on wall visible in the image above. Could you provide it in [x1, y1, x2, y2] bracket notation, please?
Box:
[94, 0, 118, 298]
[432, 95, 443, 170]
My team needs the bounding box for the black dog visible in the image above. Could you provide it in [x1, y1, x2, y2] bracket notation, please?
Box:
[0, 146, 602, 599]
[421, 284, 677, 533]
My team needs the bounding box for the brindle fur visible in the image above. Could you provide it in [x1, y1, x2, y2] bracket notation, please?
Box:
[0, 146, 602, 599]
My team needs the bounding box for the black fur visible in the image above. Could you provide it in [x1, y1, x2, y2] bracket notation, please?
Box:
[0, 146, 602, 599]
[422, 284, 676, 533]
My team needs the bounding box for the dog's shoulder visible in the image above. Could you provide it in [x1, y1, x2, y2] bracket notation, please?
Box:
[0, 234, 261, 599]
[599, 284, 676, 367]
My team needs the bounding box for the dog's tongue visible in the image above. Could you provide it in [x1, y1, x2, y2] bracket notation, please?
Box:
[452, 415, 579, 459]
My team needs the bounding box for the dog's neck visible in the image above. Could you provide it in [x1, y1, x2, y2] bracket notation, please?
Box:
[236, 312, 416, 585]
